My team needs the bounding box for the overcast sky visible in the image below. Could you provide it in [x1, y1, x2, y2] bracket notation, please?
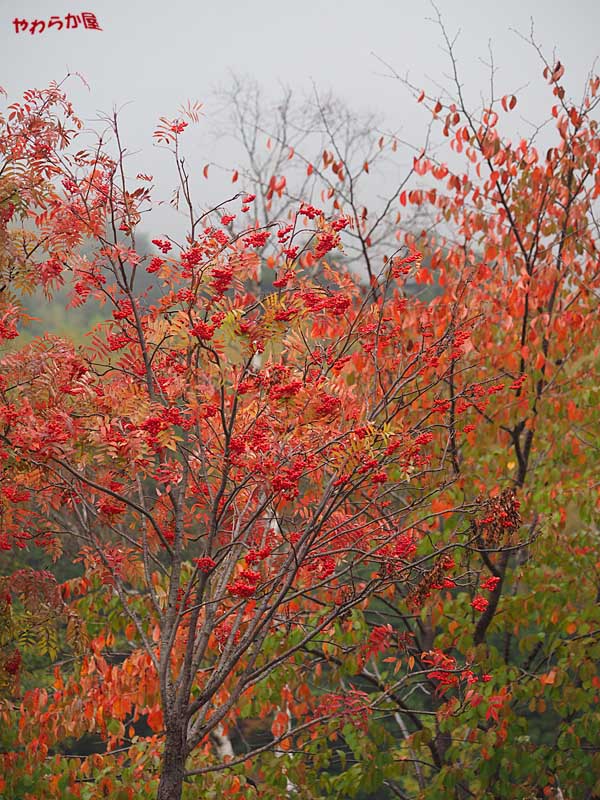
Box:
[3, 0, 600, 238]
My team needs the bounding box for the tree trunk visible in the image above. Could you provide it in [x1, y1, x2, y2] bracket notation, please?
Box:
[157, 726, 187, 800]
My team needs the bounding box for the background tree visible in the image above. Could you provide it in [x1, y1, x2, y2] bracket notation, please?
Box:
[288, 28, 600, 799]
[210, 76, 437, 297]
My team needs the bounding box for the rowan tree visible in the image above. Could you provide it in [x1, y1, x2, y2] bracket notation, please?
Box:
[0, 87, 509, 800]
[0, 80, 85, 298]
[0, 80, 88, 704]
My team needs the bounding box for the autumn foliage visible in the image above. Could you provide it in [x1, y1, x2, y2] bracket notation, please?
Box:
[1, 40, 599, 800]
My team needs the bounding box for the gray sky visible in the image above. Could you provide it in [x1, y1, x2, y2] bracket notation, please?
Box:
[3, 0, 600, 238]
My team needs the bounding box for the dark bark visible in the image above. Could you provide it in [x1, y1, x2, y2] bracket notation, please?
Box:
[157, 725, 187, 800]
[473, 550, 509, 646]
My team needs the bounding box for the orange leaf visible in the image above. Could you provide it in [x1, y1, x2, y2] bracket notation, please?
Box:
[147, 706, 163, 732]
[271, 710, 289, 738]
[431, 496, 453, 516]
[540, 669, 557, 686]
